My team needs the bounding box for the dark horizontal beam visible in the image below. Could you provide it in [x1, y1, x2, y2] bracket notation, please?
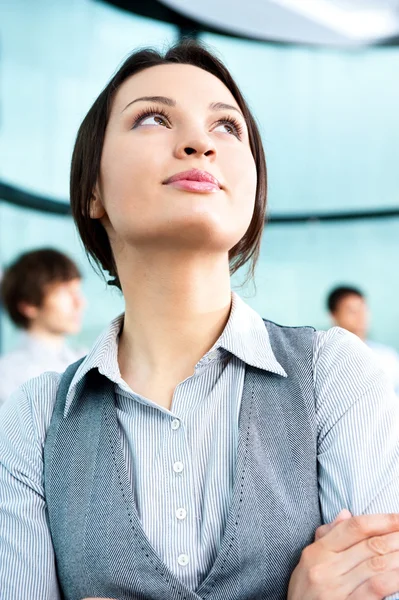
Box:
[0, 182, 71, 216]
[268, 208, 399, 224]
[1, 179, 399, 223]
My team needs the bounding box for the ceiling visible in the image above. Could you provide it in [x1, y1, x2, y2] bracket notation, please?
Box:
[106, 0, 399, 46]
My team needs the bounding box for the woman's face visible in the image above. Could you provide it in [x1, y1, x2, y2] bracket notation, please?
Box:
[93, 63, 257, 257]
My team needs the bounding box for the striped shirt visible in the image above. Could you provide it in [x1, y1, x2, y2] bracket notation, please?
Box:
[1, 292, 399, 599]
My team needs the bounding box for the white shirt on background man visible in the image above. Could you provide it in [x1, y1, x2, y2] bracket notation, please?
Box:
[367, 340, 399, 396]
[0, 332, 85, 406]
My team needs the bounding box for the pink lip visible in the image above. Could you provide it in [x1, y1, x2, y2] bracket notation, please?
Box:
[163, 169, 221, 193]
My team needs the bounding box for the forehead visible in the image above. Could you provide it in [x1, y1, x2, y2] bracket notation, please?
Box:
[111, 63, 240, 113]
[45, 278, 81, 295]
[340, 294, 366, 309]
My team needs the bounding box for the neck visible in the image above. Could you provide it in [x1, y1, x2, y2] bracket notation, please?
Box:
[117, 251, 232, 405]
[26, 325, 65, 350]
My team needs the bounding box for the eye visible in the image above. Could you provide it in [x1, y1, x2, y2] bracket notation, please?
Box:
[213, 117, 243, 139]
[132, 108, 171, 129]
[140, 114, 168, 127]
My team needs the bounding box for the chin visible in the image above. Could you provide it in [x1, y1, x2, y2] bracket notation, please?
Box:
[166, 213, 249, 246]
[176, 225, 244, 251]
[63, 324, 81, 336]
[122, 211, 250, 254]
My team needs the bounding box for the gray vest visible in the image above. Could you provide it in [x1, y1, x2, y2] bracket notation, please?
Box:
[44, 320, 321, 600]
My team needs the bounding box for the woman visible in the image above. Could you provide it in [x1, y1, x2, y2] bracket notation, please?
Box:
[1, 40, 399, 600]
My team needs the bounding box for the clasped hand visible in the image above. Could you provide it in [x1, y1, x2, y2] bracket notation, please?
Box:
[288, 510, 399, 599]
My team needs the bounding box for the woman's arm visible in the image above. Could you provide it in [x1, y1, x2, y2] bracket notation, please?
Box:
[315, 327, 399, 522]
[288, 327, 399, 598]
[0, 374, 62, 600]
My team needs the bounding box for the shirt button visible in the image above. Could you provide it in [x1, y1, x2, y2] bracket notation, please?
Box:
[173, 461, 184, 473]
[178, 553, 189, 566]
[176, 507, 187, 520]
[171, 419, 181, 430]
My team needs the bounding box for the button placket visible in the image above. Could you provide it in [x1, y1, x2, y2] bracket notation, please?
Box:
[165, 403, 197, 584]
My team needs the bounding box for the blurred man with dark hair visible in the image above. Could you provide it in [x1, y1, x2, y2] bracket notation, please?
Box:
[0, 248, 85, 405]
[327, 285, 399, 395]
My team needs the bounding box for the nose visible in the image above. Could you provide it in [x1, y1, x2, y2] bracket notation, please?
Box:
[174, 133, 216, 160]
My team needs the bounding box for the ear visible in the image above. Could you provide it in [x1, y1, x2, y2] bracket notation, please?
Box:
[89, 186, 106, 220]
[18, 301, 39, 321]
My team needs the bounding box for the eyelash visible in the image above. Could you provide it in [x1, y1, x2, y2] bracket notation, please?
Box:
[132, 107, 244, 139]
[216, 115, 243, 139]
[132, 107, 172, 129]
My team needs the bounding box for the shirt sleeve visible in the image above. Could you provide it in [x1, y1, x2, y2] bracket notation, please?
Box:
[0, 373, 62, 600]
[315, 328, 399, 600]
[314, 327, 399, 522]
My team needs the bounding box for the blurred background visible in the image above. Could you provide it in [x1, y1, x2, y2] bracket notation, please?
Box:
[1, 0, 399, 353]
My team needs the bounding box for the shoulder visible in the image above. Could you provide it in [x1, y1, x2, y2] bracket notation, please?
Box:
[0, 347, 26, 371]
[313, 327, 382, 384]
[0, 349, 36, 405]
[262, 318, 315, 355]
[0, 371, 65, 504]
[312, 327, 392, 428]
[0, 371, 62, 448]
[368, 340, 399, 360]
[263, 318, 315, 336]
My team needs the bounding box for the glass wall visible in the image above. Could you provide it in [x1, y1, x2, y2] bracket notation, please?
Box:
[202, 33, 399, 348]
[0, 0, 177, 352]
[1, 2, 399, 352]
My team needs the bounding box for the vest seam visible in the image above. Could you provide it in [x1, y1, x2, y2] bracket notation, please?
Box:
[200, 372, 255, 599]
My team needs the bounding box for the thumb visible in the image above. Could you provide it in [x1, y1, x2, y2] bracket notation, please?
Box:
[315, 509, 352, 541]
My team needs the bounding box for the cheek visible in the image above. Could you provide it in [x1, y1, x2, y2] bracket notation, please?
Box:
[101, 142, 144, 197]
[46, 295, 73, 319]
[100, 139, 169, 224]
[228, 149, 257, 211]
[102, 133, 168, 186]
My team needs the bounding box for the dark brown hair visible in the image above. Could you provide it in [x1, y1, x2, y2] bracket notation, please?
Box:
[70, 39, 267, 288]
[327, 285, 365, 314]
[0, 248, 81, 329]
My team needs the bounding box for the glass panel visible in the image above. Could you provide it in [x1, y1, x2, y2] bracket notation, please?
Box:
[0, 1, 177, 352]
[0, 1, 177, 197]
[233, 218, 399, 349]
[202, 33, 399, 213]
[203, 33, 399, 349]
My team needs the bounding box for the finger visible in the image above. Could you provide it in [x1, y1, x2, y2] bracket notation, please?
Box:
[315, 509, 352, 541]
[340, 551, 399, 597]
[338, 531, 399, 576]
[318, 513, 399, 553]
[347, 568, 399, 600]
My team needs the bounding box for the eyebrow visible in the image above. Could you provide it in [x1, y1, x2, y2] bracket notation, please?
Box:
[209, 101, 243, 117]
[122, 96, 244, 117]
[122, 96, 175, 112]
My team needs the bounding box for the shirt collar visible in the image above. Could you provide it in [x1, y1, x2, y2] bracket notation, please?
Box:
[209, 292, 287, 376]
[64, 292, 287, 416]
[65, 315, 123, 415]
